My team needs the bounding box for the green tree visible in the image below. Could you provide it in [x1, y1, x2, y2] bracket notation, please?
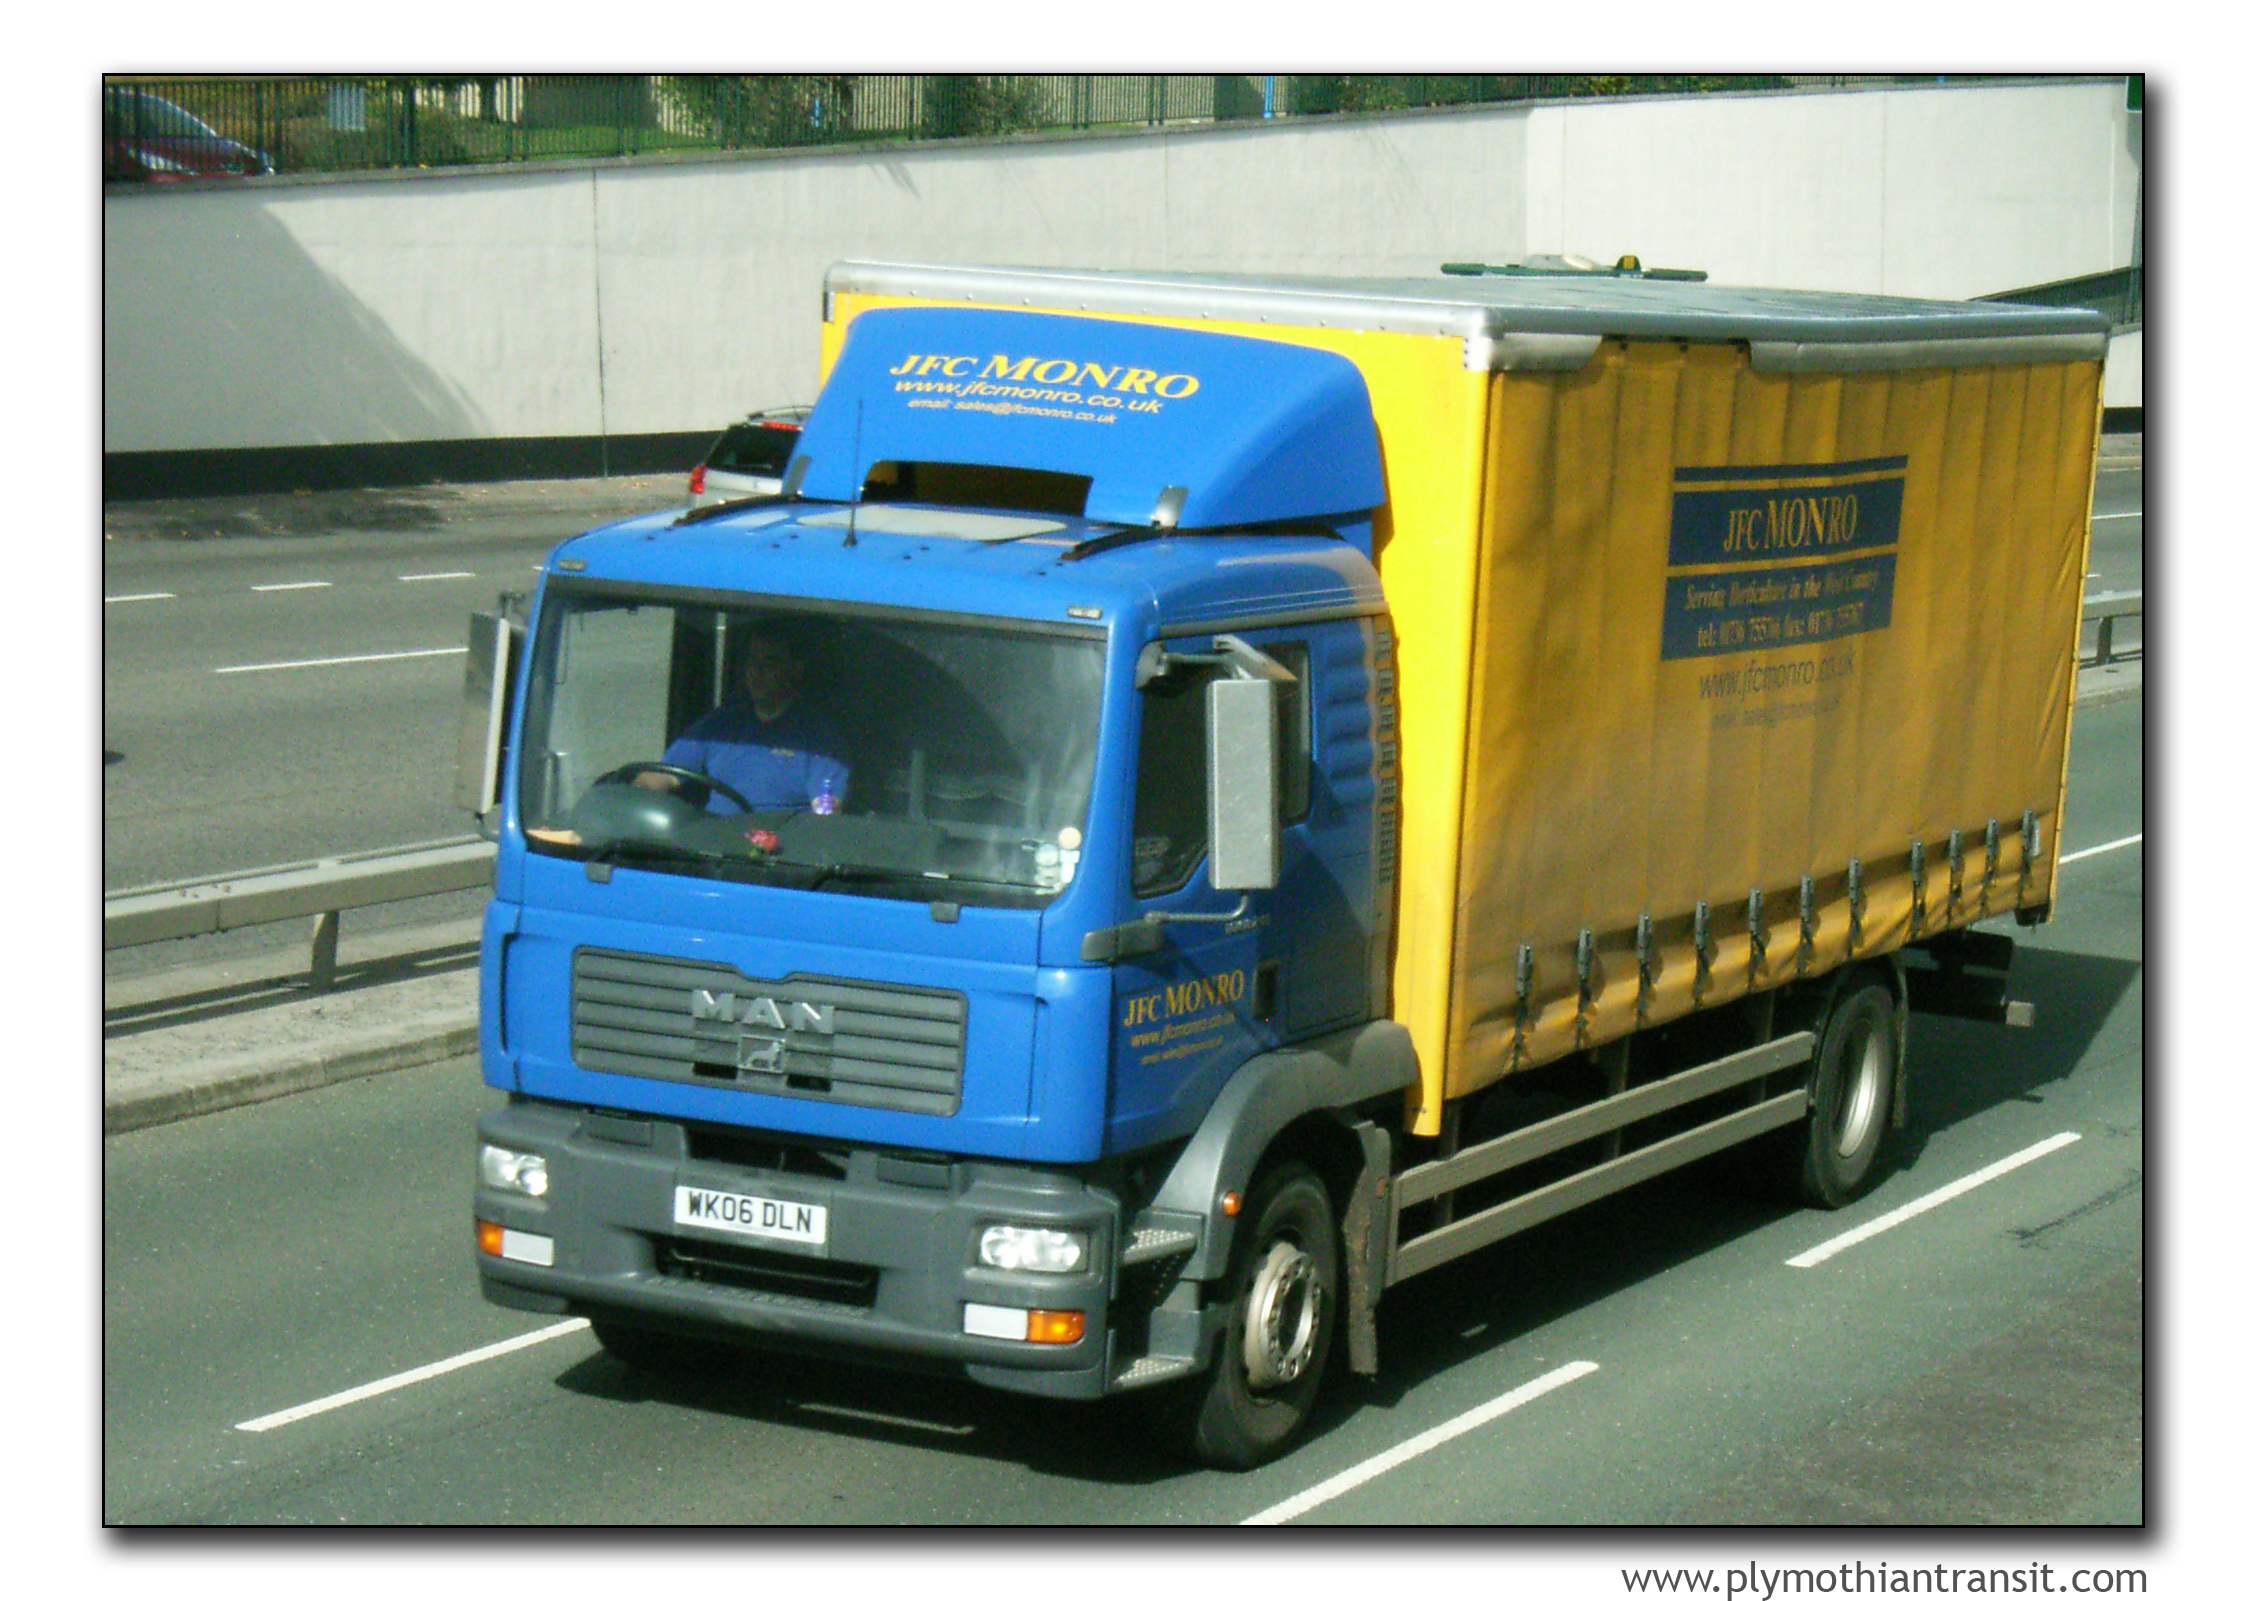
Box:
[664, 75, 858, 149]
[919, 76, 1047, 140]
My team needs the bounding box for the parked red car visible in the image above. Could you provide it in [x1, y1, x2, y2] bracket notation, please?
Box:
[104, 87, 273, 181]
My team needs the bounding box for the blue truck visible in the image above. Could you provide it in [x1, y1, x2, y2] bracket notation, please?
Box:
[463, 262, 2107, 1466]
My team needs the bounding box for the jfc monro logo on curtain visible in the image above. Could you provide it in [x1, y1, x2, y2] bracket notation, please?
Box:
[1660, 457, 1906, 661]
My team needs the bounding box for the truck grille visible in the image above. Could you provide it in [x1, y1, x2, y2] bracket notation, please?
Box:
[653, 1235, 880, 1310]
[572, 948, 966, 1116]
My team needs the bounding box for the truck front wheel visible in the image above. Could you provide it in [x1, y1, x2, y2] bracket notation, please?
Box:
[1159, 1161, 1339, 1470]
[1796, 970, 1901, 1208]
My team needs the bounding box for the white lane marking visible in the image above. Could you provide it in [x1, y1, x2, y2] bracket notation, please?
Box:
[104, 592, 176, 604]
[235, 1318, 591, 1433]
[2061, 833, 2142, 866]
[2090, 511, 2140, 521]
[399, 571, 477, 582]
[251, 581, 332, 592]
[1241, 1361, 1600, 1525]
[214, 646, 467, 675]
[1786, 1133, 2081, 1269]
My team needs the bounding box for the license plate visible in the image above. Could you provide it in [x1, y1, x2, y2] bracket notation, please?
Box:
[673, 1184, 829, 1248]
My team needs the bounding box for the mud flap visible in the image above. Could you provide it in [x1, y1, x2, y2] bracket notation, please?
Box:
[1339, 1118, 1392, 1376]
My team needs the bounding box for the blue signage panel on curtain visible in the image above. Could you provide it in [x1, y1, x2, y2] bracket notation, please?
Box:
[1661, 458, 1907, 661]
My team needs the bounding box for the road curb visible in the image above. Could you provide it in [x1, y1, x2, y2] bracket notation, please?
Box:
[103, 1011, 479, 1135]
[2074, 660, 2143, 709]
[101, 473, 679, 543]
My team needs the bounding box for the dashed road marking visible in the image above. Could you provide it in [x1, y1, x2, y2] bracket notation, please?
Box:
[1242, 1361, 1600, 1524]
[214, 646, 467, 675]
[236, 1319, 591, 1433]
[2061, 833, 2142, 866]
[1786, 1133, 2082, 1269]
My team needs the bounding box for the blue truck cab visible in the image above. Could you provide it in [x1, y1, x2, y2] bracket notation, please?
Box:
[471, 305, 1415, 1459]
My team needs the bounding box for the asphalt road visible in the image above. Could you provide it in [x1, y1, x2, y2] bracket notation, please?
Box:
[101, 476, 679, 894]
[100, 694, 2142, 1528]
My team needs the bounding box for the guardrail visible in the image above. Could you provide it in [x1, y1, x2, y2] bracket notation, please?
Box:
[102, 589, 2146, 987]
[103, 837, 493, 990]
[2082, 589, 2143, 667]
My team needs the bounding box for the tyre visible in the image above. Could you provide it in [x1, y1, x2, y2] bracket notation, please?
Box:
[1158, 1162, 1339, 1470]
[1795, 970, 1901, 1208]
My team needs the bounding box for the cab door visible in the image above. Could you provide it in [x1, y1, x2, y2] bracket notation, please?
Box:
[1105, 631, 1301, 1152]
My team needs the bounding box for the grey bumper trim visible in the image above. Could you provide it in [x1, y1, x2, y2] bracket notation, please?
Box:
[473, 1101, 1121, 1396]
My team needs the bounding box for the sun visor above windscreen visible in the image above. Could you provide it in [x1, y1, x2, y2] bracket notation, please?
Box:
[796, 308, 1386, 529]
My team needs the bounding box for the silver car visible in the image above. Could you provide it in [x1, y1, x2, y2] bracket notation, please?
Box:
[686, 406, 810, 509]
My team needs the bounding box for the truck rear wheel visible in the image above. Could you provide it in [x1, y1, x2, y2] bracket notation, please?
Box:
[1159, 1162, 1338, 1470]
[1795, 970, 1901, 1208]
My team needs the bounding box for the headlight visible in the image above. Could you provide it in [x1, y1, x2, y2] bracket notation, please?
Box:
[479, 1143, 549, 1198]
[978, 1224, 1087, 1274]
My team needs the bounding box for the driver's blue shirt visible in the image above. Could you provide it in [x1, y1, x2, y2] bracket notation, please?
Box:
[662, 698, 849, 815]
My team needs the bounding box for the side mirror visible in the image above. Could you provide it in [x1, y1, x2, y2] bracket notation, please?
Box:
[455, 596, 526, 820]
[1206, 675, 1279, 892]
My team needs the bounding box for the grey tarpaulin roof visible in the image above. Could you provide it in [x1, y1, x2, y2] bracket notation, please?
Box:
[826, 261, 2109, 372]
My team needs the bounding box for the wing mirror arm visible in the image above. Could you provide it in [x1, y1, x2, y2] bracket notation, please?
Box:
[1080, 896, 1255, 963]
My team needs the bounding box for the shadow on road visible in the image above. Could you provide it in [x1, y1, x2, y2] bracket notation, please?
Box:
[1890, 943, 2143, 1171]
[552, 1342, 1189, 1490]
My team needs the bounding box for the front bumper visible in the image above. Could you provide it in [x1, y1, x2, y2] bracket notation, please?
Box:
[474, 1099, 1131, 1400]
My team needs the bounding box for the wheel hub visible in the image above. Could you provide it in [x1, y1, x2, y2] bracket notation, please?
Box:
[1242, 1239, 1323, 1390]
[1834, 1018, 1889, 1158]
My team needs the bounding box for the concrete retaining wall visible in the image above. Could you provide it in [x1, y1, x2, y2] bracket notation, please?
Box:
[103, 77, 2141, 488]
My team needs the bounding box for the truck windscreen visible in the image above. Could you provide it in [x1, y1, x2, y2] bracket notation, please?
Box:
[515, 585, 1105, 906]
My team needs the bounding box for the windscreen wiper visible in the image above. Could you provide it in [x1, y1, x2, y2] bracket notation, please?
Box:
[580, 834, 747, 882]
[672, 467, 821, 528]
[804, 861, 933, 892]
[672, 493, 793, 528]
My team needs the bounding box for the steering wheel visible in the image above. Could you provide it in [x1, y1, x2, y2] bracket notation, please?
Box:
[596, 761, 759, 817]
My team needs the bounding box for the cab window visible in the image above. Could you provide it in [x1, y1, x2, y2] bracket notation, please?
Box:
[1131, 639, 1309, 897]
[1132, 662, 1212, 897]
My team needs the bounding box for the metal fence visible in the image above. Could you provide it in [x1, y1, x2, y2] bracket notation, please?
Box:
[103, 72, 1971, 181]
[2081, 590, 2143, 667]
[104, 837, 493, 990]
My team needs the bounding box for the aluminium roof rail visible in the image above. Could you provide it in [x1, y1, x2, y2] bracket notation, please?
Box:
[1441, 253, 1709, 282]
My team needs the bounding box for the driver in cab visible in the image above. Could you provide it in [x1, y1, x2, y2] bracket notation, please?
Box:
[636, 624, 850, 816]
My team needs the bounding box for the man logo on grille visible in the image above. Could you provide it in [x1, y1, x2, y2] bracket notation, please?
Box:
[689, 988, 835, 1077]
[689, 988, 835, 1034]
